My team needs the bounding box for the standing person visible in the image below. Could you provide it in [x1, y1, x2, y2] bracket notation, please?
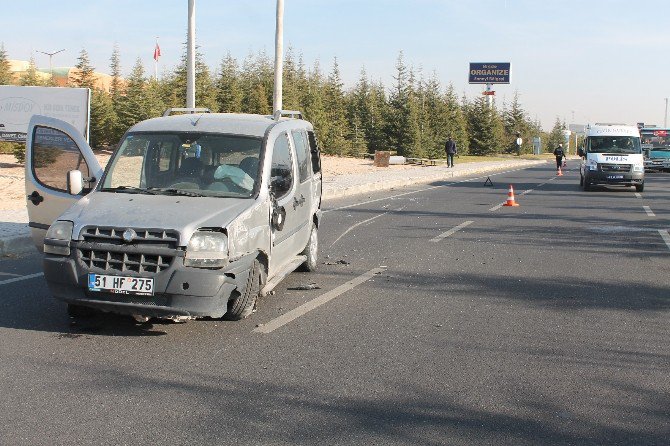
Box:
[553, 143, 565, 170]
[445, 136, 457, 168]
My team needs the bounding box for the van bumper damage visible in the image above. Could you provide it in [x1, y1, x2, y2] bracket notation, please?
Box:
[43, 249, 257, 319]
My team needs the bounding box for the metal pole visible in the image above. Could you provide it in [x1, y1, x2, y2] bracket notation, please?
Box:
[665, 98, 668, 128]
[37, 49, 65, 84]
[273, 0, 284, 118]
[486, 83, 492, 108]
[186, 0, 196, 108]
[154, 37, 159, 81]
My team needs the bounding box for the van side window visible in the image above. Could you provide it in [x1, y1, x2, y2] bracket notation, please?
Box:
[291, 130, 311, 182]
[271, 133, 294, 197]
[32, 126, 91, 193]
[307, 131, 321, 174]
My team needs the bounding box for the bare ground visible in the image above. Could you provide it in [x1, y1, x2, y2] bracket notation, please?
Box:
[0, 153, 422, 211]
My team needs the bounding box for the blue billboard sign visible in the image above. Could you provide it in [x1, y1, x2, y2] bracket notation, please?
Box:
[468, 62, 511, 84]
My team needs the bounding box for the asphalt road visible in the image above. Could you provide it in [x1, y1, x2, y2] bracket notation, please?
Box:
[0, 164, 668, 445]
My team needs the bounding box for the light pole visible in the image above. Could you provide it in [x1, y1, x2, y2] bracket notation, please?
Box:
[665, 98, 668, 128]
[36, 49, 65, 84]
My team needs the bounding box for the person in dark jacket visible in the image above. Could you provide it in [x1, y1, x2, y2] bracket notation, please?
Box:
[445, 136, 457, 168]
[553, 143, 565, 169]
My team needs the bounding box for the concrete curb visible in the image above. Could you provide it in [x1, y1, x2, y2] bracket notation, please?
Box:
[0, 234, 34, 257]
[323, 159, 546, 200]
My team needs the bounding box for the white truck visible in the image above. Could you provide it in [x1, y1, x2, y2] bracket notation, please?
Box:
[578, 124, 644, 192]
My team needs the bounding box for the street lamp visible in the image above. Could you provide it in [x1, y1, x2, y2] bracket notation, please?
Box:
[37, 49, 65, 84]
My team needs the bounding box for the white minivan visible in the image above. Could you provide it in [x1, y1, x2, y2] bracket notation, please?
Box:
[25, 110, 322, 321]
[579, 123, 644, 192]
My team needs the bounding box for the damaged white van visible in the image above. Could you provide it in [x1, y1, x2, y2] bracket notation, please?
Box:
[25, 110, 322, 321]
[578, 123, 644, 192]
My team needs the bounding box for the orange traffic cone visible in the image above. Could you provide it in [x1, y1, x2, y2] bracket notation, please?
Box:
[557, 166, 563, 176]
[503, 184, 520, 207]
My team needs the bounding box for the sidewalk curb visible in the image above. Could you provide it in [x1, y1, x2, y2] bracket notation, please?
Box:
[0, 234, 34, 257]
[323, 159, 546, 200]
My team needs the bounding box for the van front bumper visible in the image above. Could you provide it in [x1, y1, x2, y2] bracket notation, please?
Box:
[43, 249, 256, 319]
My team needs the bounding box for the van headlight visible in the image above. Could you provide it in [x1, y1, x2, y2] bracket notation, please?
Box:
[184, 231, 228, 268]
[587, 160, 598, 171]
[44, 221, 73, 255]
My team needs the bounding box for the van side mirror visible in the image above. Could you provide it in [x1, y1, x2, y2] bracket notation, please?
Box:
[67, 170, 84, 195]
[577, 148, 585, 158]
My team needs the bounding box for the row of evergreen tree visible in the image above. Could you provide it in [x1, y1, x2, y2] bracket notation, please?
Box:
[0, 43, 569, 156]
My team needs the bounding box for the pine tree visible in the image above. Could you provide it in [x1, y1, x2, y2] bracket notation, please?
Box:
[365, 80, 387, 152]
[216, 53, 243, 112]
[502, 91, 533, 154]
[385, 52, 414, 156]
[282, 46, 302, 111]
[346, 67, 370, 154]
[19, 56, 43, 86]
[108, 45, 124, 143]
[547, 117, 566, 151]
[72, 49, 96, 89]
[89, 89, 116, 147]
[323, 58, 350, 155]
[445, 84, 469, 155]
[302, 60, 329, 152]
[467, 96, 505, 155]
[117, 58, 148, 129]
[240, 51, 272, 114]
[0, 43, 14, 85]
[165, 40, 218, 111]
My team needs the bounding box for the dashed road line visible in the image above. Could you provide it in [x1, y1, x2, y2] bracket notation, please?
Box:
[0, 272, 44, 286]
[430, 221, 474, 243]
[635, 193, 642, 199]
[659, 230, 670, 251]
[489, 202, 505, 212]
[253, 267, 386, 334]
[643, 206, 655, 217]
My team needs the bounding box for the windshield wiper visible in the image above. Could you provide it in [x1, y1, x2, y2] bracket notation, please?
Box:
[147, 187, 206, 197]
[100, 186, 159, 195]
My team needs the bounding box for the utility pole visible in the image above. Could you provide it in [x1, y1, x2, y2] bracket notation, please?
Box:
[665, 98, 668, 128]
[186, 0, 196, 108]
[273, 0, 284, 118]
[36, 49, 65, 83]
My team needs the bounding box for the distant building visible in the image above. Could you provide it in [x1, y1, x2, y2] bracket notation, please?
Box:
[7, 59, 117, 92]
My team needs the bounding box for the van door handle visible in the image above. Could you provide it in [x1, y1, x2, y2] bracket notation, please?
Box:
[293, 194, 305, 210]
[27, 191, 44, 206]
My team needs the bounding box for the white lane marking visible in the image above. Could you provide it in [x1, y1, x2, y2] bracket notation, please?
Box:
[429, 221, 474, 243]
[489, 202, 505, 212]
[0, 272, 44, 286]
[330, 207, 405, 248]
[253, 267, 386, 334]
[659, 230, 670, 251]
[643, 206, 656, 217]
[323, 167, 531, 214]
[635, 193, 642, 199]
[518, 189, 533, 196]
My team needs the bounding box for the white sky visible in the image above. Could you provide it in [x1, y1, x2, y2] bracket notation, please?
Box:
[3, 0, 669, 130]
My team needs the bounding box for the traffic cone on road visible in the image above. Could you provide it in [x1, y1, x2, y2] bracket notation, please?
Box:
[557, 166, 563, 176]
[503, 184, 520, 207]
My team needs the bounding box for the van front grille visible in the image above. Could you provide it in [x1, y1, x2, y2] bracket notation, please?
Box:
[77, 226, 180, 274]
[78, 249, 173, 273]
[599, 163, 631, 173]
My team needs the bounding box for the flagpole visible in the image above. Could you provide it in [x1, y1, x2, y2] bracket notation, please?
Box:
[154, 37, 159, 81]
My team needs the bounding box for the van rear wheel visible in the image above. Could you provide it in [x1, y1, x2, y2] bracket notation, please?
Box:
[224, 260, 263, 320]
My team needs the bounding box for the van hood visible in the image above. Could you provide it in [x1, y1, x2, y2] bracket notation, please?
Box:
[60, 191, 257, 245]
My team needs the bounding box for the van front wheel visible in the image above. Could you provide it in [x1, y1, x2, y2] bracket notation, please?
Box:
[224, 260, 263, 320]
[635, 182, 644, 192]
[298, 223, 318, 272]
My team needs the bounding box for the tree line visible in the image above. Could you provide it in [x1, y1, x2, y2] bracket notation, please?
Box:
[0, 43, 568, 158]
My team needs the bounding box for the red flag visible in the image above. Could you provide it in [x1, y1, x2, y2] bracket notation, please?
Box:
[153, 43, 161, 61]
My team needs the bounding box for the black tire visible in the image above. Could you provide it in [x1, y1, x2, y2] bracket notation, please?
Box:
[635, 182, 644, 192]
[298, 222, 318, 272]
[224, 259, 263, 320]
[582, 177, 591, 191]
[579, 174, 583, 186]
[67, 303, 99, 318]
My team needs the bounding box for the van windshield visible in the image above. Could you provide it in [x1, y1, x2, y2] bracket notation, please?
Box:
[100, 132, 263, 198]
[587, 136, 641, 154]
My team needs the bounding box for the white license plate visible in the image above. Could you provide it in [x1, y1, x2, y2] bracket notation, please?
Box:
[607, 175, 624, 179]
[88, 274, 154, 296]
